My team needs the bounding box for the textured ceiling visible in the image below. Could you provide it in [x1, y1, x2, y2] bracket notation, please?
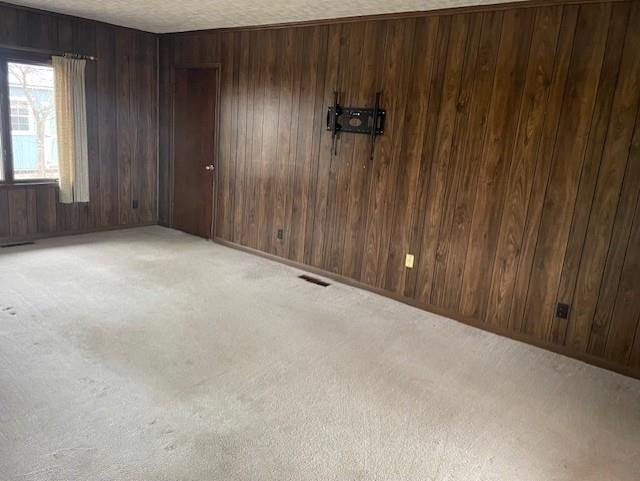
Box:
[6, 0, 529, 33]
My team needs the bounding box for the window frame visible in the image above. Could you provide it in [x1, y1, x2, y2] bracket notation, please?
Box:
[0, 49, 58, 186]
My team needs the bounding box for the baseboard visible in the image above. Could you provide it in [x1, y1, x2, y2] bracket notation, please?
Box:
[213, 236, 638, 380]
[0, 222, 157, 247]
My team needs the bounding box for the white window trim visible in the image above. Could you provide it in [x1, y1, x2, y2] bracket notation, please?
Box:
[9, 96, 35, 136]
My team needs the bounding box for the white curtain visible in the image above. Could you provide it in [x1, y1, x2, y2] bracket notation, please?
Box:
[53, 56, 89, 204]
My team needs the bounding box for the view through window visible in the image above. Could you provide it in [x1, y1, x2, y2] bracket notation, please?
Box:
[7, 62, 58, 180]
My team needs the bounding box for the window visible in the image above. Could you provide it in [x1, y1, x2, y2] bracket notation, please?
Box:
[10, 99, 31, 132]
[0, 54, 58, 183]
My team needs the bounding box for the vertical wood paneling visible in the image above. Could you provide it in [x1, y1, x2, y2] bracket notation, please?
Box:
[231, 31, 252, 244]
[160, 0, 640, 378]
[300, 26, 328, 265]
[256, 30, 280, 253]
[485, 6, 562, 329]
[460, 8, 534, 321]
[383, 16, 440, 295]
[521, 3, 611, 339]
[307, 25, 339, 268]
[278, 28, 303, 258]
[551, 2, 631, 344]
[0, 5, 158, 245]
[8, 189, 28, 237]
[215, 32, 233, 240]
[35, 185, 57, 233]
[412, 13, 468, 304]
[341, 22, 384, 280]
[0, 190, 9, 238]
[605, 190, 640, 364]
[323, 22, 367, 275]
[96, 24, 119, 228]
[157, 36, 171, 227]
[439, 11, 502, 310]
[508, 5, 579, 333]
[368, 19, 416, 289]
[590, 108, 640, 357]
[116, 29, 133, 225]
[429, 12, 482, 308]
[564, 1, 640, 352]
[271, 30, 293, 257]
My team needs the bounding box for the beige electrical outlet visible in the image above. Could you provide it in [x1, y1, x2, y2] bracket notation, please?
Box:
[405, 254, 415, 269]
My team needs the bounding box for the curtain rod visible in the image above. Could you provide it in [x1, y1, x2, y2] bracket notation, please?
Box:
[0, 43, 96, 61]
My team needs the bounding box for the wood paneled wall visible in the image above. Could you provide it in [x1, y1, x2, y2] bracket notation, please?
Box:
[160, 0, 640, 377]
[0, 3, 158, 243]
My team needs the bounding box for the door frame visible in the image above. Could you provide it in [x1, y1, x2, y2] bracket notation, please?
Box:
[169, 63, 221, 239]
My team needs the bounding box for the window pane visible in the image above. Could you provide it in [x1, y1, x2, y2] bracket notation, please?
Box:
[7, 62, 58, 180]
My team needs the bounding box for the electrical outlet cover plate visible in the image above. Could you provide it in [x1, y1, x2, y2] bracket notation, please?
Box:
[405, 254, 415, 269]
[556, 303, 570, 319]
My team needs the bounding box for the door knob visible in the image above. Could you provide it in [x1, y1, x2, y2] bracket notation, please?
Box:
[205, 164, 214, 171]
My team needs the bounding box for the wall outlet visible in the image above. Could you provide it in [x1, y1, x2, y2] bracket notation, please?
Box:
[132, 199, 139, 209]
[276, 228, 284, 240]
[405, 253, 415, 269]
[556, 303, 570, 319]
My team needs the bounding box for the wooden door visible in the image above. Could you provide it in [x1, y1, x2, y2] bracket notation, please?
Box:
[172, 67, 218, 238]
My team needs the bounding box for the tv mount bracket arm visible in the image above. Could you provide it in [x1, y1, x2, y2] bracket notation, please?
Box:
[326, 91, 386, 160]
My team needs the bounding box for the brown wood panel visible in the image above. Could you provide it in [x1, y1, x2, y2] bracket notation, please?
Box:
[115, 29, 133, 226]
[299, 26, 329, 266]
[7, 189, 29, 238]
[35, 184, 57, 233]
[231, 31, 251, 244]
[160, 0, 640, 378]
[439, 11, 503, 310]
[216, 32, 238, 242]
[485, 5, 562, 329]
[365, 19, 416, 289]
[429, 12, 483, 308]
[507, 5, 579, 333]
[241, 30, 267, 248]
[270, 29, 296, 257]
[604, 190, 640, 364]
[341, 22, 385, 280]
[413, 13, 470, 304]
[0, 4, 158, 245]
[521, 3, 611, 339]
[95, 24, 118, 228]
[551, 1, 631, 344]
[590, 108, 640, 358]
[255, 30, 280, 253]
[563, 0, 640, 353]
[383, 15, 440, 295]
[307, 25, 339, 268]
[460, 7, 534, 321]
[0, 189, 10, 238]
[324, 21, 369, 275]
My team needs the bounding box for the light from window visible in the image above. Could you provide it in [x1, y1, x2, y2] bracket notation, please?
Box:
[7, 62, 58, 180]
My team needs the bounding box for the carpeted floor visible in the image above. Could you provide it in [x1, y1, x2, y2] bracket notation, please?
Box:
[1, 226, 639, 481]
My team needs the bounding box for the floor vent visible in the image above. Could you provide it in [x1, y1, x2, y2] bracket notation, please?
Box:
[298, 274, 330, 287]
[1, 241, 35, 248]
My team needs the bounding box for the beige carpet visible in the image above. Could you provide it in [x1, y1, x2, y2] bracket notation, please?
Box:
[1, 226, 638, 481]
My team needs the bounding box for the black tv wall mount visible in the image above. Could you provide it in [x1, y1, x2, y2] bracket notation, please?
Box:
[326, 91, 386, 160]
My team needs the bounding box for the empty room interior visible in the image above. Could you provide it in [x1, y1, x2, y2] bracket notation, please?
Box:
[1, 0, 640, 479]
